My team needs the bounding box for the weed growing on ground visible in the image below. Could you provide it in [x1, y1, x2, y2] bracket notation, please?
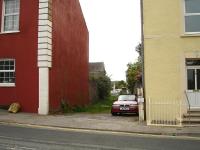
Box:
[72, 96, 117, 113]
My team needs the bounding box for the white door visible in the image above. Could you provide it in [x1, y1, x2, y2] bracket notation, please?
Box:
[186, 67, 200, 108]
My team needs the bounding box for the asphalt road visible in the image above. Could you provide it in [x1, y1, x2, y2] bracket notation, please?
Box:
[0, 124, 199, 150]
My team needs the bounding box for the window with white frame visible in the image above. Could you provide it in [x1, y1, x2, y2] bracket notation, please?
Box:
[184, 0, 200, 33]
[2, 0, 20, 32]
[0, 59, 15, 86]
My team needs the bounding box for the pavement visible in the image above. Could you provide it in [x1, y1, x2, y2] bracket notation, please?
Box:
[0, 109, 200, 138]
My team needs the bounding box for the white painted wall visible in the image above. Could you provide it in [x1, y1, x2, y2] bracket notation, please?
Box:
[38, 68, 49, 115]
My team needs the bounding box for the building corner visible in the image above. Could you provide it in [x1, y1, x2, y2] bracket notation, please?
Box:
[38, 0, 52, 115]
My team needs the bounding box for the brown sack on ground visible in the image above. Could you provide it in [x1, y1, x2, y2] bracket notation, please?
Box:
[8, 103, 21, 113]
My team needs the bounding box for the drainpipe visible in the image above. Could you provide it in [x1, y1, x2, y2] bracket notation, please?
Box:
[140, 0, 146, 120]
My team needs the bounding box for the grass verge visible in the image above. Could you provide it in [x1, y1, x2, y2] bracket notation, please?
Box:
[72, 96, 117, 113]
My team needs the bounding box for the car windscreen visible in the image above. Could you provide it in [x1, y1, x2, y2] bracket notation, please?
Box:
[118, 95, 136, 101]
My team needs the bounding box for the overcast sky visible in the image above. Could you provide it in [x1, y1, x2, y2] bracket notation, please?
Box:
[79, 0, 141, 81]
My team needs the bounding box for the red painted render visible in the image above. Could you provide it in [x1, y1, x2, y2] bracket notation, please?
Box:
[0, 0, 39, 112]
[0, 0, 89, 113]
[49, 0, 89, 110]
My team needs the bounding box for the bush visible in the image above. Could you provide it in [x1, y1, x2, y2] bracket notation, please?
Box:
[96, 76, 112, 99]
[60, 99, 71, 113]
[90, 75, 112, 100]
[72, 106, 86, 112]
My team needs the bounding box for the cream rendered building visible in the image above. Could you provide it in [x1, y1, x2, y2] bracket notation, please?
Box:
[142, 0, 200, 125]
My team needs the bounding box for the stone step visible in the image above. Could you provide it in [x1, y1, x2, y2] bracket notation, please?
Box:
[188, 109, 200, 113]
[182, 118, 200, 124]
[182, 109, 200, 125]
[184, 113, 200, 117]
[183, 123, 200, 127]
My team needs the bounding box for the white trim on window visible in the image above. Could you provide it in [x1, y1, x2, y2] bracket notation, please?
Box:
[0, 83, 15, 87]
[0, 59, 16, 87]
[1, 0, 20, 33]
[0, 31, 20, 34]
[183, 0, 200, 35]
[1, 0, 5, 32]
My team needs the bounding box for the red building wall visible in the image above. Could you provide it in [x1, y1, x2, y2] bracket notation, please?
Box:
[0, 0, 39, 112]
[49, 0, 89, 110]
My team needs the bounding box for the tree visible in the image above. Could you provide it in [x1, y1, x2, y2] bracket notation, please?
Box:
[96, 75, 112, 99]
[135, 43, 142, 63]
[126, 44, 142, 94]
[136, 43, 142, 56]
[126, 62, 141, 94]
[90, 75, 112, 100]
[112, 80, 127, 89]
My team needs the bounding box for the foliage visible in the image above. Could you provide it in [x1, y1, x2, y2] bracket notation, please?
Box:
[126, 62, 142, 94]
[60, 99, 71, 113]
[90, 75, 112, 100]
[126, 43, 142, 94]
[112, 80, 127, 89]
[97, 75, 112, 99]
[58, 96, 116, 114]
[135, 43, 142, 57]
[72, 106, 87, 113]
[135, 43, 143, 65]
[72, 96, 117, 113]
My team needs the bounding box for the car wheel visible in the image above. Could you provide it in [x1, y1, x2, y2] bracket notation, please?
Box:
[111, 112, 117, 116]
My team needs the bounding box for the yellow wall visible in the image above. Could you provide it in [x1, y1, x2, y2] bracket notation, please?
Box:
[143, 0, 200, 123]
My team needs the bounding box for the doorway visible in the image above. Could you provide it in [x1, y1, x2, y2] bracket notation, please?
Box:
[186, 59, 200, 108]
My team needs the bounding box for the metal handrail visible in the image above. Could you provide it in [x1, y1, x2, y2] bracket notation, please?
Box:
[185, 91, 191, 124]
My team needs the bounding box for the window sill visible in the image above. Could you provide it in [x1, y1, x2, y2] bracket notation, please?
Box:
[0, 83, 15, 87]
[0, 31, 20, 35]
[181, 33, 200, 37]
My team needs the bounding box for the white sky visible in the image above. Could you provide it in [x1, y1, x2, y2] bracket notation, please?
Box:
[79, 0, 141, 81]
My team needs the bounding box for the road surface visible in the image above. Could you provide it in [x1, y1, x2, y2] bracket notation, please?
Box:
[0, 123, 199, 150]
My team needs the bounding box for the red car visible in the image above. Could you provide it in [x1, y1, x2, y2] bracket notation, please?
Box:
[111, 95, 138, 115]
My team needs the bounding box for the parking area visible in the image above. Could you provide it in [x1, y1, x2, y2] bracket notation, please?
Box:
[67, 113, 139, 124]
[0, 109, 139, 131]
